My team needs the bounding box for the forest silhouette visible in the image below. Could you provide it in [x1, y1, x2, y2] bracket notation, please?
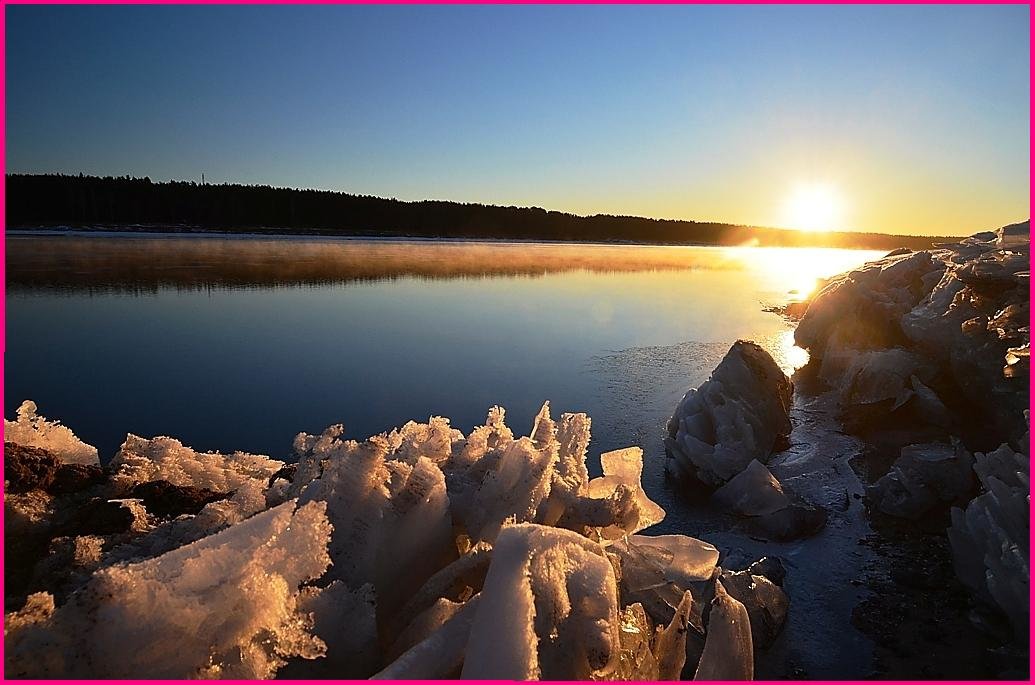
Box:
[7, 173, 950, 249]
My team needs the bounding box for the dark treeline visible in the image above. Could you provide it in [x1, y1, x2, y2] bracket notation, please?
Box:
[7, 173, 951, 249]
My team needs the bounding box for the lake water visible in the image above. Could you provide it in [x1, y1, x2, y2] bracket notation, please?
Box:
[5, 234, 881, 526]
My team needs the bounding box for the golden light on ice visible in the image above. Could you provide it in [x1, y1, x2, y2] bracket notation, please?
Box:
[783, 182, 844, 232]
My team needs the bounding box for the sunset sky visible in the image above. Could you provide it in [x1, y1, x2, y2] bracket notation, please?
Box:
[7, 5, 1030, 236]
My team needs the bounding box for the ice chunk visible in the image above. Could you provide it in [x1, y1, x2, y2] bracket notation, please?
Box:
[5, 500, 332, 679]
[592, 448, 666, 532]
[611, 534, 719, 627]
[719, 568, 790, 648]
[605, 602, 660, 681]
[996, 221, 1029, 249]
[388, 597, 464, 661]
[5, 400, 98, 465]
[286, 581, 379, 678]
[383, 416, 463, 465]
[392, 541, 492, 638]
[536, 410, 592, 526]
[554, 447, 665, 540]
[446, 405, 514, 471]
[666, 341, 792, 486]
[948, 441, 1029, 637]
[296, 430, 455, 629]
[373, 595, 482, 680]
[712, 459, 789, 516]
[110, 434, 283, 493]
[654, 589, 695, 680]
[296, 435, 391, 588]
[376, 456, 455, 620]
[462, 523, 620, 680]
[693, 580, 754, 680]
[450, 433, 555, 544]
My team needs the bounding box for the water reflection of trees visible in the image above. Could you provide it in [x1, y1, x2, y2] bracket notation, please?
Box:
[8, 237, 750, 294]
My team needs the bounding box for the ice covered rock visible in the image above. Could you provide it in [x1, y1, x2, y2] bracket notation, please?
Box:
[719, 568, 790, 648]
[667, 341, 792, 486]
[796, 250, 944, 359]
[110, 434, 284, 493]
[868, 441, 975, 519]
[833, 347, 946, 428]
[744, 499, 828, 542]
[5, 442, 107, 497]
[461, 523, 620, 680]
[948, 441, 1029, 638]
[799, 225, 1029, 446]
[103, 479, 271, 565]
[996, 221, 1029, 249]
[5, 500, 333, 679]
[5, 400, 98, 465]
[693, 580, 754, 680]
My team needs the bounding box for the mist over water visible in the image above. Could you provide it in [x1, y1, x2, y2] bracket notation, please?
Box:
[5, 235, 881, 470]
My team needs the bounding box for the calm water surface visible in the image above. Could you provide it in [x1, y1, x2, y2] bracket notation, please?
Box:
[6, 234, 881, 509]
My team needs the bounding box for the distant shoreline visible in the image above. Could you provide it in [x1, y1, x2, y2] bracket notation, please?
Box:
[5, 224, 895, 251]
[6, 174, 959, 251]
[6, 222, 949, 252]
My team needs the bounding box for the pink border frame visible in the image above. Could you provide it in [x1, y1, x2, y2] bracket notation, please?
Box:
[0, 2, 1030, 684]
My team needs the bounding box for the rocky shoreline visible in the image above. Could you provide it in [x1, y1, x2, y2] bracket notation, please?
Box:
[3, 222, 1028, 679]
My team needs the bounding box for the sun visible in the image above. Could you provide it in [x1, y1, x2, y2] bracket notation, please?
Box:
[783, 181, 844, 232]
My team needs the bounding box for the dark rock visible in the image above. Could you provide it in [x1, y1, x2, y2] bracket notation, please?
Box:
[49, 464, 107, 494]
[719, 568, 790, 649]
[268, 464, 297, 486]
[4, 443, 60, 493]
[129, 480, 229, 519]
[62, 498, 146, 535]
[747, 501, 828, 542]
[746, 556, 787, 587]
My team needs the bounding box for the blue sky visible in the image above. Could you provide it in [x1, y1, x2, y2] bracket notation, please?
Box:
[6, 4, 1030, 235]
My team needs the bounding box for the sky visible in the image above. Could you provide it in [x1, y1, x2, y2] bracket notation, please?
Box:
[6, 5, 1030, 236]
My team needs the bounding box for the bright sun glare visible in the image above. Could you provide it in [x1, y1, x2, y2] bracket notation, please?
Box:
[783, 182, 844, 232]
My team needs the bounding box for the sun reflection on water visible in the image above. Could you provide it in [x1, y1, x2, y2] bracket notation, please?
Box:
[726, 245, 884, 303]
